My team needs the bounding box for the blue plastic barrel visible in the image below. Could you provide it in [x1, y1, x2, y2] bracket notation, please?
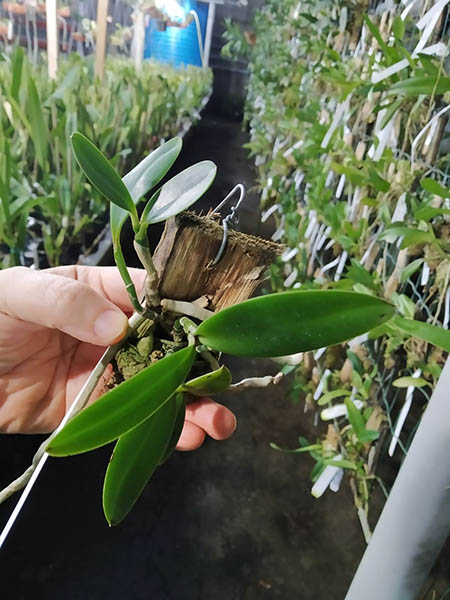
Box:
[144, 1, 208, 67]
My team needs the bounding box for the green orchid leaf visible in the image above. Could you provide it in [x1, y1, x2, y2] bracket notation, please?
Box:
[392, 376, 428, 388]
[392, 316, 450, 353]
[159, 393, 186, 464]
[11, 46, 24, 102]
[195, 291, 395, 357]
[400, 258, 424, 282]
[110, 137, 183, 243]
[317, 388, 351, 406]
[344, 398, 378, 443]
[71, 132, 137, 216]
[103, 394, 178, 526]
[141, 160, 217, 225]
[28, 76, 49, 170]
[420, 178, 450, 199]
[47, 346, 195, 456]
[179, 365, 232, 396]
[124, 137, 182, 203]
[270, 442, 322, 454]
[388, 76, 450, 96]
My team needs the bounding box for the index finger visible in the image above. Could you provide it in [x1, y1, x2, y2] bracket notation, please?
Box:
[46, 266, 147, 313]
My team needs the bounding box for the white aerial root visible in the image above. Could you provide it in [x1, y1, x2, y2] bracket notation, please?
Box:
[161, 298, 214, 322]
[228, 371, 285, 392]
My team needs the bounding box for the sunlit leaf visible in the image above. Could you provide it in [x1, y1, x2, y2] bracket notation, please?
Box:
[124, 137, 182, 203]
[71, 132, 136, 215]
[103, 395, 177, 526]
[111, 137, 183, 243]
[141, 160, 217, 225]
[196, 291, 395, 357]
[392, 316, 450, 353]
[179, 366, 232, 395]
[47, 346, 195, 456]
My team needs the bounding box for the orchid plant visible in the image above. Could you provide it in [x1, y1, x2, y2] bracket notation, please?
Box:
[3, 133, 449, 528]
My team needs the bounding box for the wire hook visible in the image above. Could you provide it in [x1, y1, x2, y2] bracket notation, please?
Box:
[212, 184, 246, 265]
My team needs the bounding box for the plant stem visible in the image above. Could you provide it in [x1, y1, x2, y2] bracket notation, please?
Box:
[113, 243, 143, 313]
[0, 312, 147, 506]
[133, 239, 160, 307]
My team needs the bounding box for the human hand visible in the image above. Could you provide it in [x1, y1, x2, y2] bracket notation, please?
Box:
[0, 266, 236, 449]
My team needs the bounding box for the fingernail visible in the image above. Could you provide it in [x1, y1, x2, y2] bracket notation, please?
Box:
[94, 310, 128, 344]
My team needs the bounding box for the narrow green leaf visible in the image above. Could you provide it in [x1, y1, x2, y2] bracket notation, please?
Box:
[392, 16, 405, 40]
[179, 366, 232, 396]
[323, 458, 357, 470]
[392, 316, 450, 353]
[11, 46, 24, 102]
[393, 376, 428, 388]
[159, 393, 186, 464]
[380, 98, 403, 129]
[400, 258, 424, 282]
[344, 397, 365, 436]
[47, 346, 195, 456]
[346, 349, 364, 376]
[317, 389, 351, 406]
[357, 429, 379, 443]
[270, 442, 322, 454]
[142, 160, 217, 225]
[71, 132, 137, 216]
[196, 291, 395, 357]
[388, 76, 450, 96]
[111, 137, 183, 242]
[420, 178, 450, 198]
[379, 226, 433, 248]
[103, 395, 177, 525]
[364, 15, 390, 58]
[27, 76, 48, 169]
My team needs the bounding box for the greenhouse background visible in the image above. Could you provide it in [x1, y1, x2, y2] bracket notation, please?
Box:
[0, 0, 449, 598]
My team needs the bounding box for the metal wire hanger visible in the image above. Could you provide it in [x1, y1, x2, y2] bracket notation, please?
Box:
[211, 184, 246, 265]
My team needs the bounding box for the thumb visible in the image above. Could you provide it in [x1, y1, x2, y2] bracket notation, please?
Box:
[0, 267, 129, 345]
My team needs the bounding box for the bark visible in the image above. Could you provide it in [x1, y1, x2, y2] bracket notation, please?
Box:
[153, 212, 284, 310]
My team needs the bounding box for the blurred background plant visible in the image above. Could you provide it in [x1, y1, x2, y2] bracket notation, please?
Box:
[0, 46, 212, 268]
[223, 0, 450, 541]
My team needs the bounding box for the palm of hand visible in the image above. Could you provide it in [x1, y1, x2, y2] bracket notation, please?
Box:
[0, 313, 105, 433]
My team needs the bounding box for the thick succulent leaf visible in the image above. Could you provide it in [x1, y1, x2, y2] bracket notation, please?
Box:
[159, 393, 186, 465]
[141, 160, 217, 225]
[47, 346, 195, 456]
[110, 137, 182, 243]
[103, 395, 177, 526]
[196, 291, 395, 357]
[392, 316, 450, 353]
[179, 366, 232, 395]
[123, 137, 182, 203]
[71, 132, 136, 215]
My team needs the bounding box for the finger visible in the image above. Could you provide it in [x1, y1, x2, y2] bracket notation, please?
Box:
[0, 267, 130, 346]
[45, 265, 147, 313]
[185, 397, 237, 441]
[176, 420, 206, 451]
